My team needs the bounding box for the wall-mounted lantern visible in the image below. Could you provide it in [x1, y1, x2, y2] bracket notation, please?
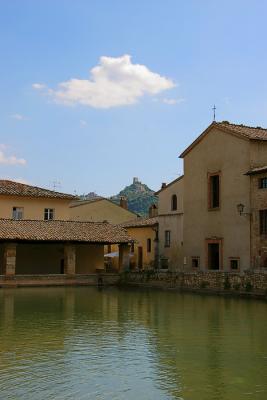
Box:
[237, 203, 251, 216]
[237, 203, 245, 216]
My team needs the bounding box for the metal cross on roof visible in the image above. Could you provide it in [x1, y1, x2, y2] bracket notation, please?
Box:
[212, 105, 216, 121]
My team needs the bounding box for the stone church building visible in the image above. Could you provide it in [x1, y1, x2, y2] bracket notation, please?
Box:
[157, 121, 267, 272]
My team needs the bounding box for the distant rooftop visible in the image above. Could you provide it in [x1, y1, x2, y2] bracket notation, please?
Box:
[155, 175, 184, 195]
[70, 197, 104, 208]
[0, 180, 76, 200]
[120, 216, 158, 228]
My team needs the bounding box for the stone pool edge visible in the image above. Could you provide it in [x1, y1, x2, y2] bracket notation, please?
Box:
[119, 271, 267, 300]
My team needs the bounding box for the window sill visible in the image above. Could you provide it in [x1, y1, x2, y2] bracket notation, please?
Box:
[208, 207, 220, 212]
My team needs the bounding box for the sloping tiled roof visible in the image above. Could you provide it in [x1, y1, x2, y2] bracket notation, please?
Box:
[0, 180, 76, 200]
[0, 219, 132, 243]
[218, 121, 267, 140]
[69, 197, 105, 207]
[155, 175, 184, 195]
[69, 197, 139, 216]
[180, 121, 267, 158]
[121, 217, 158, 228]
[245, 165, 267, 175]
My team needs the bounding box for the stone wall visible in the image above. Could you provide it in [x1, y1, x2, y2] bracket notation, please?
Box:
[123, 271, 267, 297]
[0, 273, 120, 288]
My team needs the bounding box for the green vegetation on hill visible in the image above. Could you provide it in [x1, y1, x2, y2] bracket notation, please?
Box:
[110, 178, 158, 216]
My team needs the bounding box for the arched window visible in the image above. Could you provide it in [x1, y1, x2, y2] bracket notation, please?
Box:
[171, 194, 177, 211]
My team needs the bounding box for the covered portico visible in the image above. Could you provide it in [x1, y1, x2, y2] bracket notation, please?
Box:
[0, 219, 132, 285]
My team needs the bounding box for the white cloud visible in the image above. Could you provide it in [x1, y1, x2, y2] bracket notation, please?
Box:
[0, 145, 26, 166]
[162, 98, 185, 105]
[32, 83, 46, 90]
[38, 55, 175, 109]
[11, 113, 28, 120]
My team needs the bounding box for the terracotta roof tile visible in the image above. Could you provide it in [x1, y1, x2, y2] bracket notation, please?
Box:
[121, 217, 158, 228]
[69, 197, 139, 216]
[155, 175, 184, 195]
[69, 197, 104, 207]
[0, 180, 76, 200]
[217, 121, 267, 140]
[0, 219, 132, 243]
[180, 121, 267, 158]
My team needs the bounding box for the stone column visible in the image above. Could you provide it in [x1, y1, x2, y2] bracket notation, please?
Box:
[4, 243, 17, 276]
[119, 243, 130, 272]
[64, 244, 76, 275]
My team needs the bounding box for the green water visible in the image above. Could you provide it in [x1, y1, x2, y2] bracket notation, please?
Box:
[0, 287, 266, 400]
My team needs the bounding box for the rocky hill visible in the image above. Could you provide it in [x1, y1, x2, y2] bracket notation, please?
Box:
[110, 177, 158, 216]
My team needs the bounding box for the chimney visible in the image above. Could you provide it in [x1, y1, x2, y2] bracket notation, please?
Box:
[161, 182, 167, 189]
[120, 196, 128, 210]
[149, 204, 158, 218]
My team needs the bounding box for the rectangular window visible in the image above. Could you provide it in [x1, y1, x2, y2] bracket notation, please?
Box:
[192, 257, 200, 268]
[44, 208, 54, 221]
[130, 242, 135, 253]
[230, 258, 240, 271]
[164, 230, 171, 247]
[260, 210, 267, 234]
[259, 177, 267, 189]
[12, 207, 24, 220]
[208, 173, 220, 209]
[147, 238, 151, 253]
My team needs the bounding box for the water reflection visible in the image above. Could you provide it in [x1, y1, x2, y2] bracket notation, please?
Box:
[0, 287, 266, 399]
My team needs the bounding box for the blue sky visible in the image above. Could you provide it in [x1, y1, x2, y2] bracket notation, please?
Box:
[1, 0, 267, 196]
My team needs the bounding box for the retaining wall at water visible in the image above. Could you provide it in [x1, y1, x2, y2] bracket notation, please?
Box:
[122, 271, 267, 298]
[0, 273, 120, 288]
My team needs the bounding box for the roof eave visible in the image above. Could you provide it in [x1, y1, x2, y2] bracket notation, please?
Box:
[124, 223, 158, 229]
[0, 193, 76, 201]
[155, 175, 184, 195]
[245, 167, 267, 176]
[179, 122, 251, 159]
